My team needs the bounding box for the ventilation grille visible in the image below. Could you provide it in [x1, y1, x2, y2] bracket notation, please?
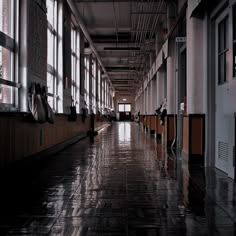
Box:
[233, 146, 235, 167]
[218, 141, 229, 161]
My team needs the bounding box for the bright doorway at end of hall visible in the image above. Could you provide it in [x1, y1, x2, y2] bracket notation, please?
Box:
[118, 103, 131, 121]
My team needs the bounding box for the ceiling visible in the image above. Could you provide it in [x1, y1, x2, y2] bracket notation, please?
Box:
[74, 0, 168, 97]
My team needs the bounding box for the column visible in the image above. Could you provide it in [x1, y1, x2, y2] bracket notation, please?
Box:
[182, 8, 206, 162]
[167, 39, 176, 114]
[186, 12, 205, 114]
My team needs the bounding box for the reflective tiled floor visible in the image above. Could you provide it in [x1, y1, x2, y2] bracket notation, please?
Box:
[1, 122, 236, 235]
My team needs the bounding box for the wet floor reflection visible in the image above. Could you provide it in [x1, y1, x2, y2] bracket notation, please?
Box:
[0, 122, 236, 235]
[118, 122, 131, 146]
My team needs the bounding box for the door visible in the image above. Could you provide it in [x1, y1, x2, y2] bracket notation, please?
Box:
[215, 12, 233, 177]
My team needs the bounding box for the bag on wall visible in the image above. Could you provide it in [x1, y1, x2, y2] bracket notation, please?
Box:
[68, 96, 77, 121]
[41, 86, 55, 123]
[28, 83, 46, 123]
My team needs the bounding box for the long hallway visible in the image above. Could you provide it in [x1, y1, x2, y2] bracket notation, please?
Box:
[1, 122, 236, 236]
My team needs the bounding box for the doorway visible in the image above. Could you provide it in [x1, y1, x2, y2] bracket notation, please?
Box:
[118, 103, 131, 121]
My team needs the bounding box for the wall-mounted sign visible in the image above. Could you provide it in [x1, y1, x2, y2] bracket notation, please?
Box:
[176, 37, 186, 43]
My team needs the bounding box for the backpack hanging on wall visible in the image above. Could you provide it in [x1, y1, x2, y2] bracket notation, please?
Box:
[68, 96, 77, 121]
[28, 83, 46, 123]
[41, 86, 55, 123]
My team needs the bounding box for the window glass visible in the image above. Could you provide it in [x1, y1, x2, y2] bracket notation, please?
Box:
[0, 0, 18, 108]
[71, 26, 80, 111]
[233, 5, 236, 77]
[218, 16, 229, 84]
[118, 104, 124, 112]
[0, 83, 14, 104]
[0, 0, 13, 37]
[125, 104, 131, 112]
[98, 67, 101, 109]
[118, 103, 131, 112]
[47, 0, 58, 111]
[47, 29, 54, 66]
[0, 46, 12, 82]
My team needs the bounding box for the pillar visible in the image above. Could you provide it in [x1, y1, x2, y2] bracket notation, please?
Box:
[167, 39, 176, 114]
[182, 9, 206, 164]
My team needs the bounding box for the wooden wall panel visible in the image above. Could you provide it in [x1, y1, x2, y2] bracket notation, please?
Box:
[143, 116, 147, 127]
[168, 116, 175, 141]
[183, 116, 189, 154]
[0, 113, 108, 167]
[155, 116, 164, 135]
[146, 116, 150, 129]
[164, 115, 175, 145]
[191, 117, 204, 155]
[150, 116, 156, 131]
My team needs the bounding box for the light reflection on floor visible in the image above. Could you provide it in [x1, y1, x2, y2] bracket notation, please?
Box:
[0, 122, 236, 235]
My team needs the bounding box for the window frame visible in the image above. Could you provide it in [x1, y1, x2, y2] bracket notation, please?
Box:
[0, 0, 19, 110]
[217, 15, 229, 85]
[84, 55, 89, 108]
[46, 0, 59, 112]
[233, 4, 236, 78]
[92, 58, 96, 113]
[71, 24, 80, 112]
[97, 66, 101, 111]
[118, 103, 131, 112]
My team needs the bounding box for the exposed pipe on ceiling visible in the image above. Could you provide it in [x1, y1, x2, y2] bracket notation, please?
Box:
[66, 0, 113, 89]
[148, 0, 165, 47]
[112, 2, 119, 45]
[142, 0, 164, 56]
[133, 2, 143, 71]
[134, 2, 143, 48]
[75, 0, 163, 2]
[138, 2, 147, 46]
[139, 0, 155, 47]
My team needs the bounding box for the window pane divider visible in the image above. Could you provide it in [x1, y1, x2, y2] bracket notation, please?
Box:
[47, 92, 59, 99]
[0, 78, 20, 88]
[218, 48, 229, 56]
[0, 32, 15, 52]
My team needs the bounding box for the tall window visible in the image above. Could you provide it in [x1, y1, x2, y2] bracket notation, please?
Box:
[47, 0, 58, 110]
[233, 5, 236, 78]
[0, 0, 19, 109]
[104, 79, 107, 108]
[218, 16, 229, 84]
[98, 67, 101, 110]
[101, 78, 105, 114]
[71, 25, 80, 111]
[84, 56, 89, 108]
[118, 103, 131, 112]
[92, 58, 96, 112]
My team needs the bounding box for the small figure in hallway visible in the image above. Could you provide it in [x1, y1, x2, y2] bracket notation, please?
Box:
[155, 103, 162, 116]
[134, 111, 140, 122]
[160, 98, 167, 125]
